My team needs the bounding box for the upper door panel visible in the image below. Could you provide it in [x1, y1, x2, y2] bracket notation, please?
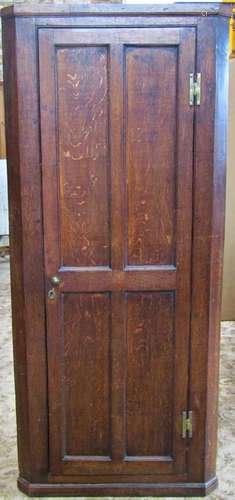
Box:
[126, 45, 177, 266]
[57, 45, 111, 267]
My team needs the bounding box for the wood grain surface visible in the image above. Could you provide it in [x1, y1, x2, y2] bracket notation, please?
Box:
[1, 5, 229, 496]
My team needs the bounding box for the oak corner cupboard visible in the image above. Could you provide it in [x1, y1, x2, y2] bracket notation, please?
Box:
[1, 2, 230, 497]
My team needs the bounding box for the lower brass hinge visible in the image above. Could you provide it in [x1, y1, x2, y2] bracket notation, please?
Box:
[189, 73, 201, 106]
[182, 410, 193, 439]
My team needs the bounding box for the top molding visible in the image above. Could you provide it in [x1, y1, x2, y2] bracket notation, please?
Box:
[1, 2, 234, 18]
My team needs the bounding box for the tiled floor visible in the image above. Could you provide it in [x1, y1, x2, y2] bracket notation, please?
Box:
[0, 257, 234, 499]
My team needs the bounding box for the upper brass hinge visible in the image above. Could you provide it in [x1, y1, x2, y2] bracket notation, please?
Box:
[189, 73, 201, 106]
[182, 410, 193, 439]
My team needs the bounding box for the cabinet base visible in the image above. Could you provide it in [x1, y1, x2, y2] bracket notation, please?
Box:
[18, 476, 218, 497]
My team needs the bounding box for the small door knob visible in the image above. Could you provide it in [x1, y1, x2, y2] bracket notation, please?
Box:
[51, 275, 60, 286]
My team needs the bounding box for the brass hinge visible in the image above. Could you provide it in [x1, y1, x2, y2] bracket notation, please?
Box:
[182, 410, 193, 439]
[189, 73, 201, 106]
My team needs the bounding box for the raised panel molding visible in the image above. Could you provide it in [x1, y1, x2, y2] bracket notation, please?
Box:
[57, 46, 111, 268]
[126, 291, 175, 457]
[62, 292, 111, 458]
[125, 46, 177, 266]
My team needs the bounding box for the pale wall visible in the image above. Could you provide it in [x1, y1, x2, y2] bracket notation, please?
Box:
[222, 60, 235, 320]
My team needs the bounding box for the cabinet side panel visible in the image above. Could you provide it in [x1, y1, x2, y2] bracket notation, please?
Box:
[190, 16, 229, 483]
[206, 16, 229, 479]
[2, 16, 31, 480]
[189, 17, 218, 482]
[2, 17, 48, 480]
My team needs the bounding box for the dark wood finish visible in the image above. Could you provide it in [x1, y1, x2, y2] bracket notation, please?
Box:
[38, 25, 194, 478]
[126, 292, 174, 457]
[2, 16, 48, 482]
[1, 2, 233, 17]
[57, 46, 110, 267]
[126, 45, 177, 266]
[63, 292, 111, 457]
[1, 4, 229, 497]
[18, 475, 218, 497]
[0, 82, 6, 159]
[206, 15, 229, 480]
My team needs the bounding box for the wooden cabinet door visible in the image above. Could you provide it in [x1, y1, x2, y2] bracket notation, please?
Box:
[39, 26, 195, 478]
